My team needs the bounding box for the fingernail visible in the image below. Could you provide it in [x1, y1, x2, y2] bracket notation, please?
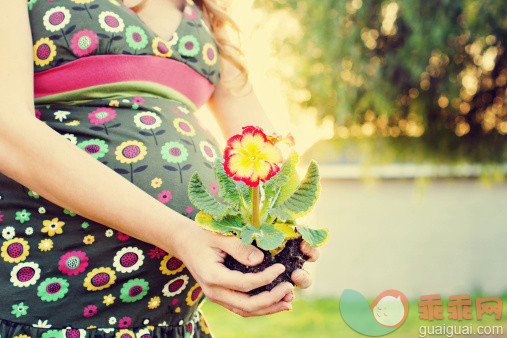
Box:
[286, 291, 295, 302]
[248, 250, 263, 263]
[277, 264, 286, 274]
[302, 241, 310, 251]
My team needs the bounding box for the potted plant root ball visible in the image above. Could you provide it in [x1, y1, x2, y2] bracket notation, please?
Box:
[188, 126, 329, 295]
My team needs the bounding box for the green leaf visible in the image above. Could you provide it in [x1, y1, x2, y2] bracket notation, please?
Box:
[297, 225, 329, 247]
[188, 172, 234, 219]
[270, 151, 300, 208]
[240, 224, 260, 245]
[255, 225, 285, 251]
[267, 161, 321, 220]
[264, 150, 298, 195]
[195, 212, 245, 236]
[214, 159, 242, 207]
[235, 181, 252, 204]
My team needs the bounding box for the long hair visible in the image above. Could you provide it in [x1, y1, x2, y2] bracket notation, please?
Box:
[123, 0, 250, 95]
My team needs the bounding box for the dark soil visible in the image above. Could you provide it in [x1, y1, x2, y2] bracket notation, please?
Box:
[223, 236, 310, 295]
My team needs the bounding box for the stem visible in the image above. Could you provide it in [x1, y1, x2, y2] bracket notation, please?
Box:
[252, 185, 260, 228]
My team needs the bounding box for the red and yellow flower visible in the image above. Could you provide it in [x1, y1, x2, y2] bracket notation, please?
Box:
[223, 126, 283, 187]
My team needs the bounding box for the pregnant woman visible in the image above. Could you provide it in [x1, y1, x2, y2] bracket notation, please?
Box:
[0, 0, 319, 337]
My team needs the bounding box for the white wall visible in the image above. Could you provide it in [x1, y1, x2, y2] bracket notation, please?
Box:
[302, 178, 507, 300]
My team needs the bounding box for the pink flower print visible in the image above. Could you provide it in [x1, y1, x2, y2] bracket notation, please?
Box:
[83, 305, 97, 318]
[70, 29, 99, 57]
[148, 247, 166, 259]
[210, 182, 219, 195]
[132, 96, 145, 104]
[117, 232, 130, 241]
[158, 190, 172, 204]
[172, 299, 179, 305]
[88, 107, 117, 125]
[0, 211, 3, 222]
[35, 109, 41, 119]
[183, 4, 197, 20]
[58, 250, 89, 275]
[186, 206, 194, 214]
[118, 316, 132, 328]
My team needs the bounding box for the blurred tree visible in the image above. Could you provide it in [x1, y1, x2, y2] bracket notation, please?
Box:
[255, 0, 506, 163]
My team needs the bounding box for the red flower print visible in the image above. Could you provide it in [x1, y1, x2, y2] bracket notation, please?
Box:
[58, 250, 89, 275]
[118, 316, 132, 328]
[88, 107, 117, 125]
[148, 247, 166, 259]
[158, 190, 172, 204]
[35, 109, 41, 119]
[132, 96, 145, 104]
[210, 182, 219, 195]
[83, 305, 97, 318]
[70, 29, 99, 57]
[117, 232, 130, 241]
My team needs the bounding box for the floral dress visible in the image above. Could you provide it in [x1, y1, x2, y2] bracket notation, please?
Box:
[0, 0, 222, 337]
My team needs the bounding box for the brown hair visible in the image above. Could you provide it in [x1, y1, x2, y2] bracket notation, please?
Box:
[123, 0, 250, 95]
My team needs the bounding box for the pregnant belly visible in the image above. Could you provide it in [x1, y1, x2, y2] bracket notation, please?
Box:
[0, 95, 219, 327]
[37, 95, 221, 210]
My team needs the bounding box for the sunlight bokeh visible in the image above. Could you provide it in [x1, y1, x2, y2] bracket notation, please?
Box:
[195, 0, 334, 154]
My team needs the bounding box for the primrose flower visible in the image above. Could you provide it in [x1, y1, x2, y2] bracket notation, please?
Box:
[223, 126, 283, 187]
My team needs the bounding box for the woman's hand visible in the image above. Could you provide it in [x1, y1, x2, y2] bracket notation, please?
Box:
[282, 240, 320, 302]
[170, 221, 294, 317]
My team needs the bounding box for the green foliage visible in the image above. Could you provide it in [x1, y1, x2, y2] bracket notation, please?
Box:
[267, 161, 321, 220]
[188, 173, 235, 220]
[256, 0, 507, 163]
[214, 159, 242, 207]
[297, 225, 329, 247]
[189, 152, 329, 252]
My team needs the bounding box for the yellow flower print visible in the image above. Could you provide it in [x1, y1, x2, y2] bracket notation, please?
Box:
[87, 326, 97, 330]
[115, 330, 135, 338]
[152, 37, 173, 58]
[83, 235, 95, 245]
[115, 140, 147, 164]
[109, 100, 120, 107]
[103, 294, 116, 306]
[1, 238, 29, 263]
[65, 120, 80, 126]
[38, 239, 53, 252]
[199, 314, 211, 334]
[173, 118, 195, 137]
[41, 218, 65, 236]
[202, 43, 218, 66]
[147, 296, 161, 309]
[33, 38, 57, 67]
[151, 177, 163, 188]
[83, 267, 117, 291]
[159, 254, 185, 275]
[186, 283, 203, 306]
[14, 335, 31, 338]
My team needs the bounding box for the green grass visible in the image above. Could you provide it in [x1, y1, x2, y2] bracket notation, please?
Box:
[200, 293, 507, 338]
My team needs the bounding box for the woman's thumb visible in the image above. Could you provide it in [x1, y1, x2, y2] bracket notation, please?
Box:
[219, 236, 264, 266]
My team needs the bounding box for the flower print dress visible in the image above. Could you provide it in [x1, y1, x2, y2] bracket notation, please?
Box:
[0, 0, 222, 337]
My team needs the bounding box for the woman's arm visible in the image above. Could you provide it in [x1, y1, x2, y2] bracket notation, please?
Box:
[1, 2, 294, 317]
[207, 58, 321, 295]
[207, 58, 278, 139]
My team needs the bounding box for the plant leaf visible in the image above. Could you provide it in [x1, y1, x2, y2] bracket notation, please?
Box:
[214, 159, 241, 207]
[255, 225, 285, 251]
[188, 172, 233, 219]
[269, 151, 300, 208]
[195, 211, 244, 236]
[239, 224, 260, 245]
[267, 161, 321, 220]
[273, 222, 299, 240]
[235, 181, 252, 204]
[297, 225, 329, 247]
